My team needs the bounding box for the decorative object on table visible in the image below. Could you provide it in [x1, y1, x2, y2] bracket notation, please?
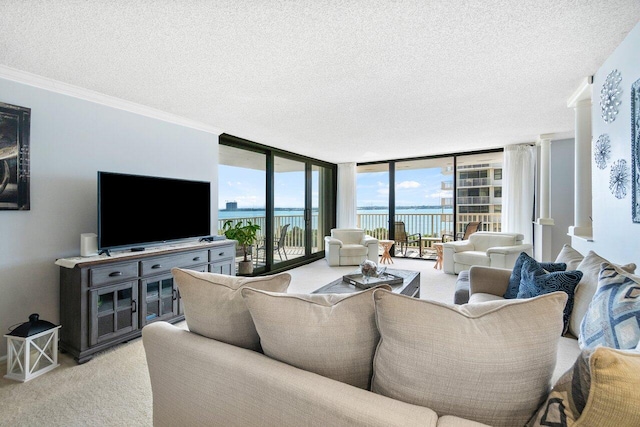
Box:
[378, 240, 394, 264]
[600, 69, 622, 124]
[359, 260, 379, 280]
[343, 269, 402, 290]
[222, 219, 260, 275]
[609, 159, 629, 199]
[0, 101, 31, 210]
[4, 313, 61, 382]
[632, 78, 640, 223]
[594, 134, 611, 170]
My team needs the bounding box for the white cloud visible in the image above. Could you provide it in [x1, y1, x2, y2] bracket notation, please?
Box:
[397, 180, 421, 189]
[429, 190, 453, 199]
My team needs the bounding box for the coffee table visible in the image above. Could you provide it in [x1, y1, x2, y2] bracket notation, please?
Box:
[312, 269, 420, 298]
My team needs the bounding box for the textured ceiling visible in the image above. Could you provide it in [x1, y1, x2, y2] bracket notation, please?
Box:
[1, 1, 639, 164]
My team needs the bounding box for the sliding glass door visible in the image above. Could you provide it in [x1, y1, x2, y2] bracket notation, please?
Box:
[356, 163, 390, 241]
[356, 149, 502, 260]
[273, 156, 306, 266]
[455, 152, 503, 235]
[219, 135, 336, 274]
[394, 157, 454, 258]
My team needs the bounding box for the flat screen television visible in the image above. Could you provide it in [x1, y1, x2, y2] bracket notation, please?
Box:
[98, 171, 211, 252]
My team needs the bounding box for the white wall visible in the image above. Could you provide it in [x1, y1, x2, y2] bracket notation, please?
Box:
[0, 76, 219, 358]
[572, 21, 640, 263]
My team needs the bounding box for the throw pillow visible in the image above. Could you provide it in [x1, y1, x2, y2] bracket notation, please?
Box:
[527, 347, 640, 427]
[503, 252, 567, 299]
[241, 285, 389, 389]
[554, 244, 584, 271]
[517, 258, 582, 334]
[171, 268, 291, 351]
[371, 289, 567, 427]
[579, 263, 640, 350]
[568, 251, 637, 338]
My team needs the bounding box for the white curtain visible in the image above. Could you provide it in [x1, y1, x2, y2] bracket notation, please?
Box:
[336, 162, 357, 228]
[502, 144, 536, 244]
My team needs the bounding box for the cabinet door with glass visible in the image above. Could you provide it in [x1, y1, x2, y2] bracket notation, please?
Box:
[89, 281, 138, 346]
[141, 274, 178, 325]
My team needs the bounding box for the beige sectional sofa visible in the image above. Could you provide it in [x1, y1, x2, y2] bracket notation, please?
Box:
[142, 248, 640, 426]
[143, 267, 577, 427]
[468, 246, 638, 382]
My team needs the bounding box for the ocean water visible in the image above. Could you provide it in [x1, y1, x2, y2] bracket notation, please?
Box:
[218, 207, 453, 235]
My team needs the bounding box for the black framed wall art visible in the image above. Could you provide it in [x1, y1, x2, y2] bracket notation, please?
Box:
[0, 101, 31, 210]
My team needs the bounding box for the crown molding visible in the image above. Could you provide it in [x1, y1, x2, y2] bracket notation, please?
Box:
[0, 65, 223, 135]
[566, 76, 593, 108]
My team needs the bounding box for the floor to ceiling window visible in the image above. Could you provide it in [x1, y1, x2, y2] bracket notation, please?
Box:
[273, 156, 306, 266]
[455, 152, 503, 234]
[356, 163, 390, 240]
[394, 157, 454, 257]
[357, 149, 502, 259]
[219, 135, 336, 274]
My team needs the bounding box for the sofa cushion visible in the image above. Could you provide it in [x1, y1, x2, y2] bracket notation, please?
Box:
[527, 347, 640, 427]
[339, 243, 369, 257]
[332, 229, 365, 245]
[371, 289, 567, 427]
[517, 258, 582, 334]
[241, 286, 388, 389]
[504, 252, 567, 299]
[453, 251, 491, 267]
[554, 244, 584, 271]
[569, 251, 637, 338]
[468, 232, 522, 252]
[579, 263, 640, 351]
[171, 268, 290, 351]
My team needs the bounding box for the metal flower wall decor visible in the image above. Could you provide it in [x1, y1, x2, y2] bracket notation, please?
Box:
[609, 159, 629, 199]
[600, 69, 623, 123]
[594, 134, 611, 170]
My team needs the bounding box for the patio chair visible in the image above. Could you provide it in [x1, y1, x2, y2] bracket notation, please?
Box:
[274, 224, 290, 261]
[394, 221, 422, 256]
[255, 223, 290, 265]
[442, 221, 482, 242]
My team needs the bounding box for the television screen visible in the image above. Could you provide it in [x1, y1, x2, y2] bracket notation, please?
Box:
[98, 171, 211, 251]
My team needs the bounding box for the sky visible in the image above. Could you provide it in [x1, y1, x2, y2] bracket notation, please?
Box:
[219, 164, 452, 209]
[357, 167, 452, 208]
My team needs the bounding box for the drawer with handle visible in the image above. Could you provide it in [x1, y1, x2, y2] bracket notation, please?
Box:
[210, 244, 235, 262]
[90, 262, 139, 287]
[140, 250, 209, 276]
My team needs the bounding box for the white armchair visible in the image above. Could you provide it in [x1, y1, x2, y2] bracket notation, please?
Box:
[442, 231, 533, 274]
[324, 228, 379, 266]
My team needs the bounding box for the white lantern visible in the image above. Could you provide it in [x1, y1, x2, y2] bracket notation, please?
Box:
[4, 313, 61, 382]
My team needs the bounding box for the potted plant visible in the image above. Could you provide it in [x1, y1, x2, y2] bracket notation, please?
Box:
[222, 220, 261, 275]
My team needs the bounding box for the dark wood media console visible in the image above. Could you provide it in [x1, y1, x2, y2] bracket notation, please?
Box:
[57, 240, 236, 363]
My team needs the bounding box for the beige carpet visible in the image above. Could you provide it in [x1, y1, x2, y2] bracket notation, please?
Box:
[0, 258, 456, 426]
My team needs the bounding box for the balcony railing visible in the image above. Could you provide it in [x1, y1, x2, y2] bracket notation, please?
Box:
[457, 196, 491, 205]
[219, 212, 502, 259]
[458, 178, 490, 187]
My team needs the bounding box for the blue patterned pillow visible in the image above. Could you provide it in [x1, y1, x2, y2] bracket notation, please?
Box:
[504, 252, 567, 299]
[517, 258, 582, 334]
[579, 263, 640, 350]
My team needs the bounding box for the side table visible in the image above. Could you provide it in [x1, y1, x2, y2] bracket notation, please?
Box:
[433, 242, 444, 269]
[378, 240, 394, 264]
